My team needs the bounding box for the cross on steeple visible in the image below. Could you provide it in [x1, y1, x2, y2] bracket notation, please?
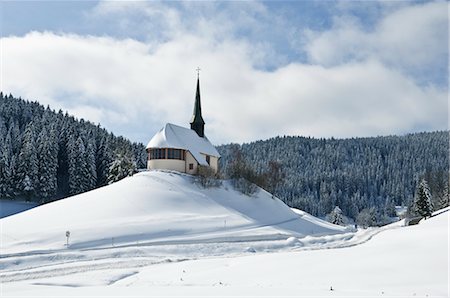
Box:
[196, 67, 201, 79]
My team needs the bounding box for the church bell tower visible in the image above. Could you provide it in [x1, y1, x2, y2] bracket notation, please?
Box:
[190, 70, 205, 138]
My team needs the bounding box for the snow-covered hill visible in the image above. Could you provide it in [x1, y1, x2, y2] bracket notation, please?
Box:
[1, 171, 345, 255]
[1, 207, 447, 297]
[4, 171, 445, 296]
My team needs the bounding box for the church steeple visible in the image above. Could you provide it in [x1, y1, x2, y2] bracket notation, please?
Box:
[190, 70, 205, 137]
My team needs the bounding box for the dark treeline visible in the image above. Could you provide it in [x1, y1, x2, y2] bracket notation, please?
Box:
[0, 93, 146, 203]
[218, 132, 449, 223]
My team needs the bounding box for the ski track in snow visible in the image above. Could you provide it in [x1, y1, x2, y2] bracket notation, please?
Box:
[0, 221, 403, 283]
[0, 216, 297, 260]
[0, 257, 188, 283]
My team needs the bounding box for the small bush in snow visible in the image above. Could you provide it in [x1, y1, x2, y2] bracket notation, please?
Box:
[356, 207, 377, 228]
[197, 165, 222, 188]
[232, 178, 258, 195]
[225, 146, 284, 197]
[226, 146, 263, 195]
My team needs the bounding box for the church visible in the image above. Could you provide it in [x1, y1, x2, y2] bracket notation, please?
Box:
[146, 75, 220, 175]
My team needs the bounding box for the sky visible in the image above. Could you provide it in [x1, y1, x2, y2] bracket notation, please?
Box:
[1, 0, 448, 145]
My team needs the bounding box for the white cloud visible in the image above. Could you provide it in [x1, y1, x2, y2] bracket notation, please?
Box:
[304, 1, 448, 73]
[2, 31, 446, 145]
[375, 1, 448, 68]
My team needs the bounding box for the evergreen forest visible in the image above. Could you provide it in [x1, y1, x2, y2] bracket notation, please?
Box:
[218, 132, 449, 224]
[0, 93, 146, 203]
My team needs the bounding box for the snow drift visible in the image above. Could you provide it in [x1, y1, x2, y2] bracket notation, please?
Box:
[0, 171, 345, 254]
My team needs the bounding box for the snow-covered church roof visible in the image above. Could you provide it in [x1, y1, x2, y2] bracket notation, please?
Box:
[146, 123, 220, 166]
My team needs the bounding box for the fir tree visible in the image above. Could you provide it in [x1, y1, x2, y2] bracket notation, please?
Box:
[68, 136, 88, 195]
[96, 135, 113, 187]
[437, 183, 449, 209]
[0, 133, 14, 198]
[326, 206, 345, 226]
[37, 128, 58, 202]
[413, 179, 433, 218]
[384, 197, 397, 217]
[15, 122, 38, 201]
[107, 150, 137, 184]
[356, 207, 377, 228]
[85, 139, 97, 191]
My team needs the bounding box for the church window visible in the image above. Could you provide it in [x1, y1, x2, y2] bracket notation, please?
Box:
[189, 163, 194, 170]
[149, 148, 166, 159]
[149, 148, 185, 160]
[206, 155, 210, 165]
[168, 148, 174, 159]
[167, 148, 184, 160]
[157, 148, 166, 159]
[173, 149, 182, 160]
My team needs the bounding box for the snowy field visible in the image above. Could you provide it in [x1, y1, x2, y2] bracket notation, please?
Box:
[0, 171, 448, 297]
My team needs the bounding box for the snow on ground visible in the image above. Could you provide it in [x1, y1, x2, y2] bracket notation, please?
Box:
[1, 172, 448, 297]
[2, 210, 447, 297]
[119, 211, 448, 297]
[0, 171, 345, 256]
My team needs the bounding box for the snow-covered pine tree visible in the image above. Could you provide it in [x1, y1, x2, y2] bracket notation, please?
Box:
[413, 179, 433, 218]
[436, 181, 449, 210]
[15, 122, 39, 201]
[37, 127, 59, 202]
[96, 135, 113, 187]
[319, 182, 333, 216]
[0, 129, 15, 198]
[68, 136, 88, 195]
[8, 119, 22, 154]
[106, 149, 137, 184]
[384, 197, 397, 217]
[326, 206, 345, 226]
[132, 142, 147, 169]
[67, 135, 78, 195]
[356, 207, 377, 228]
[85, 140, 97, 191]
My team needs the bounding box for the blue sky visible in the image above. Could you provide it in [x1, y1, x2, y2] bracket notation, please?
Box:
[1, 1, 448, 145]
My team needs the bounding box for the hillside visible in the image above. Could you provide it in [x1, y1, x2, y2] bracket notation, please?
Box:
[218, 132, 449, 222]
[0, 171, 345, 255]
[1, 192, 447, 296]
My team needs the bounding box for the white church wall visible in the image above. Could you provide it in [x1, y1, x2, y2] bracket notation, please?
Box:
[201, 154, 219, 174]
[211, 156, 219, 173]
[186, 151, 198, 175]
[148, 159, 186, 173]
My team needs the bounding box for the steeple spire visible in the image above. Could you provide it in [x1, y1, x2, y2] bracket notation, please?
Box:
[190, 71, 205, 137]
